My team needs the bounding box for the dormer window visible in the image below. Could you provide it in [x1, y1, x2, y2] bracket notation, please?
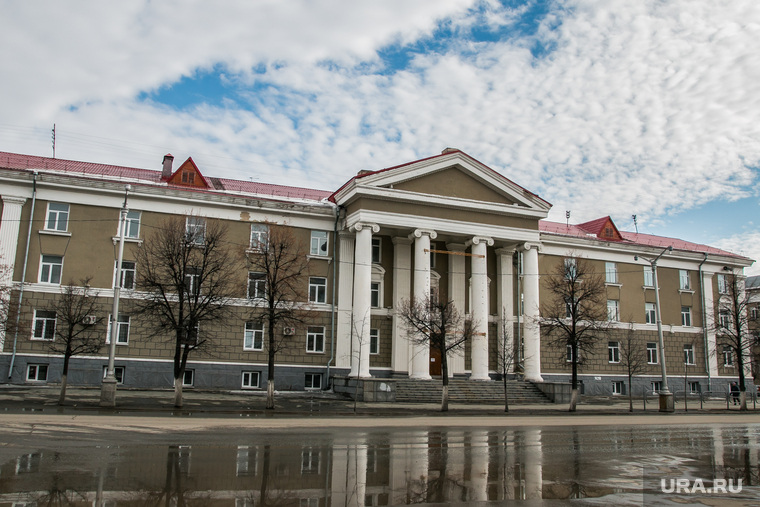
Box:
[181, 171, 195, 184]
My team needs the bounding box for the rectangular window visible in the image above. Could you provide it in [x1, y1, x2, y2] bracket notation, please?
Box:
[244, 322, 264, 351]
[370, 329, 379, 355]
[310, 230, 328, 256]
[26, 364, 48, 381]
[306, 327, 325, 353]
[652, 381, 662, 394]
[184, 267, 201, 295]
[305, 373, 322, 390]
[565, 344, 580, 363]
[683, 344, 695, 365]
[309, 277, 327, 303]
[645, 303, 656, 324]
[301, 447, 320, 473]
[719, 310, 731, 330]
[717, 274, 729, 294]
[751, 307, 758, 321]
[45, 202, 69, 231]
[249, 224, 268, 251]
[125, 210, 141, 239]
[247, 272, 266, 299]
[242, 371, 260, 389]
[681, 306, 692, 327]
[688, 381, 700, 394]
[607, 300, 620, 321]
[182, 369, 194, 386]
[605, 262, 618, 284]
[185, 217, 205, 245]
[102, 366, 125, 384]
[723, 346, 734, 367]
[39, 255, 63, 284]
[643, 266, 654, 287]
[116, 260, 136, 289]
[647, 342, 658, 364]
[679, 269, 691, 290]
[612, 381, 623, 395]
[608, 341, 620, 363]
[371, 237, 381, 264]
[106, 315, 130, 345]
[370, 282, 381, 308]
[564, 258, 577, 279]
[32, 310, 56, 340]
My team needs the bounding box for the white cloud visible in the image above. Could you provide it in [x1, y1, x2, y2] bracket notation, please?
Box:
[715, 231, 760, 275]
[1, 0, 759, 249]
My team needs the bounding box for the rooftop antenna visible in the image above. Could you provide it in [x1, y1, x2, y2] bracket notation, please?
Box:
[51, 124, 56, 158]
[632, 214, 638, 234]
[565, 210, 571, 230]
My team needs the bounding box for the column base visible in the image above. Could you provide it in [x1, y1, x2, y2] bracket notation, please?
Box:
[100, 378, 118, 407]
[409, 373, 432, 380]
[524, 373, 544, 383]
[469, 374, 491, 381]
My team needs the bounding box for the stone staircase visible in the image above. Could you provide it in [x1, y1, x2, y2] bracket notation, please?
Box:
[393, 378, 551, 404]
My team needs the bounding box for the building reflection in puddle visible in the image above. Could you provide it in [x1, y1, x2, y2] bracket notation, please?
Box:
[1, 425, 758, 505]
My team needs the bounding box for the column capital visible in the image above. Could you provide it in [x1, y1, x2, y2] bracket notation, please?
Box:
[350, 222, 379, 234]
[1, 195, 27, 206]
[521, 241, 541, 252]
[409, 229, 437, 240]
[467, 236, 494, 247]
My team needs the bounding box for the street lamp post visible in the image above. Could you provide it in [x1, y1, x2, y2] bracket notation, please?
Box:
[636, 245, 674, 413]
[100, 185, 130, 407]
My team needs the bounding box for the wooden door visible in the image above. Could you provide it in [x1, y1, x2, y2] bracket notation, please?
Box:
[429, 345, 442, 376]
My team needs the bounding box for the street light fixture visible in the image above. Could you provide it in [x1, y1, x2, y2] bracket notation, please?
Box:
[635, 245, 674, 413]
[100, 184, 130, 407]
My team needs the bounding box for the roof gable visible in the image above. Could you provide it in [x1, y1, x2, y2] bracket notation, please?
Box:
[166, 157, 210, 189]
[577, 216, 623, 241]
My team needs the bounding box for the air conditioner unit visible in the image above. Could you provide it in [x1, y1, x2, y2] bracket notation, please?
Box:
[82, 315, 97, 325]
[283, 327, 296, 336]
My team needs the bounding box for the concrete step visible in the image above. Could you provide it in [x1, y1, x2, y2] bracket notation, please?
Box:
[393, 379, 551, 404]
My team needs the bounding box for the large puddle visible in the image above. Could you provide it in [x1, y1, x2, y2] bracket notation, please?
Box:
[1, 423, 759, 505]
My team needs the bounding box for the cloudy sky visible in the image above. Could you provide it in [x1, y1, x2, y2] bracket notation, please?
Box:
[1, 0, 758, 273]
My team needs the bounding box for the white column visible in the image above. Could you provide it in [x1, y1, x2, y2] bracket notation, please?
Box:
[469, 236, 493, 381]
[410, 229, 436, 379]
[496, 248, 515, 374]
[523, 427, 543, 500]
[469, 430, 489, 501]
[0, 196, 26, 285]
[336, 232, 355, 369]
[350, 223, 378, 378]
[346, 442, 368, 507]
[392, 237, 412, 375]
[522, 243, 543, 382]
[703, 272, 719, 378]
[447, 243, 467, 376]
[0, 196, 26, 351]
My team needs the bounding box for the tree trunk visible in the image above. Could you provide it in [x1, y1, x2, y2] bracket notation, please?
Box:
[441, 385, 449, 412]
[503, 375, 509, 413]
[740, 390, 747, 411]
[440, 348, 449, 412]
[266, 379, 275, 410]
[58, 373, 68, 405]
[627, 374, 633, 413]
[569, 388, 578, 412]
[174, 376, 183, 408]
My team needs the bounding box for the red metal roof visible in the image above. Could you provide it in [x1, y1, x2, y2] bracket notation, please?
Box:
[540, 219, 747, 259]
[0, 151, 331, 202]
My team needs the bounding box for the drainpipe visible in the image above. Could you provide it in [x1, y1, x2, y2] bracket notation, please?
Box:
[517, 251, 523, 371]
[325, 204, 343, 388]
[698, 252, 710, 391]
[8, 171, 37, 379]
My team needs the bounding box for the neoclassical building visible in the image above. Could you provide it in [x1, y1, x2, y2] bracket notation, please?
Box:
[0, 149, 754, 396]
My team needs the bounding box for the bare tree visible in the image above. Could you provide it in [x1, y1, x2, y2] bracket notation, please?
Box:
[135, 216, 241, 408]
[496, 308, 518, 413]
[245, 223, 312, 410]
[399, 295, 474, 412]
[541, 255, 610, 412]
[715, 270, 754, 411]
[0, 258, 14, 339]
[47, 278, 103, 405]
[619, 323, 647, 412]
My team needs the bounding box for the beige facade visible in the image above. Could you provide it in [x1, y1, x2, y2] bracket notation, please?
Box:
[0, 149, 754, 395]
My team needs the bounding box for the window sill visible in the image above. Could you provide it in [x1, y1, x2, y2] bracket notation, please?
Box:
[306, 351, 325, 354]
[30, 338, 53, 342]
[307, 255, 332, 262]
[245, 247, 264, 255]
[678, 289, 695, 294]
[39, 230, 71, 237]
[605, 282, 622, 287]
[112, 236, 143, 245]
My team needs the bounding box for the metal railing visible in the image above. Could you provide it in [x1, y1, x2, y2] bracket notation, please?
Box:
[642, 389, 758, 410]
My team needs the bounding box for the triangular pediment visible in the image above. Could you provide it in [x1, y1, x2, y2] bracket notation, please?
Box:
[332, 150, 551, 216]
[167, 157, 210, 189]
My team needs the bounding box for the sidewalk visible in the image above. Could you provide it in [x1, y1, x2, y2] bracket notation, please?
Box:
[0, 384, 754, 419]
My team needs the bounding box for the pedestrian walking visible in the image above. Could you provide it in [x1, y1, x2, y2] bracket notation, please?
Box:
[730, 382, 740, 406]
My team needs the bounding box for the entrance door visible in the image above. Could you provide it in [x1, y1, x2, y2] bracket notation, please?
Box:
[429, 345, 442, 376]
